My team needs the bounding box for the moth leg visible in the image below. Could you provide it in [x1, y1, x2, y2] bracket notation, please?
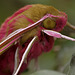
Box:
[14, 36, 38, 75]
[13, 47, 20, 75]
[42, 30, 75, 41]
[13, 39, 22, 75]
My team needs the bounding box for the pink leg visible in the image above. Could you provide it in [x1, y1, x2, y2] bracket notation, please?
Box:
[42, 30, 75, 41]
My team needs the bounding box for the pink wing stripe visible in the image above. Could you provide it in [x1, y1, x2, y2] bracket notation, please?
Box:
[0, 36, 21, 53]
[24, 16, 34, 24]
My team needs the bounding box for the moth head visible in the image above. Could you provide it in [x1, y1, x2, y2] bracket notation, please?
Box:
[43, 18, 56, 29]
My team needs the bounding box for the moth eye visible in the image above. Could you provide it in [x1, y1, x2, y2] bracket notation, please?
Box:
[43, 18, 56, 29]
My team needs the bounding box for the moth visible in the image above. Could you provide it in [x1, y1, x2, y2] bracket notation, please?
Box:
[0, 4, 75, 75]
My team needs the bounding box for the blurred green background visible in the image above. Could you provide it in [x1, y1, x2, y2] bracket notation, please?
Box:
[0, 0, 75, 25]
[0, 0, 75, 75]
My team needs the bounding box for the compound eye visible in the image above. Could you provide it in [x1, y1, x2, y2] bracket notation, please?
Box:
[43, 18, 56, 29]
